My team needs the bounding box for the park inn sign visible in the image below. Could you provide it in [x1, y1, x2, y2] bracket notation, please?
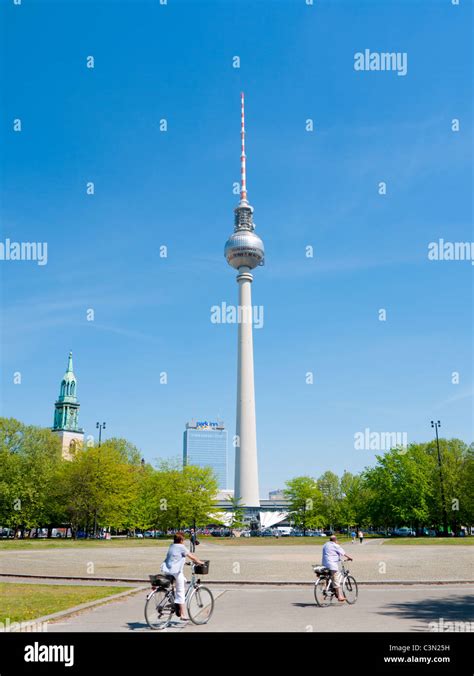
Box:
[196, 421, 219, 430]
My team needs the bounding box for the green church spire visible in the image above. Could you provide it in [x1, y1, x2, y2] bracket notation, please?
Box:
[53, 351, 83, 432]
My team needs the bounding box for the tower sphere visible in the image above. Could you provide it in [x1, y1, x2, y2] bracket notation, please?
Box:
[224, 229, 264, 270]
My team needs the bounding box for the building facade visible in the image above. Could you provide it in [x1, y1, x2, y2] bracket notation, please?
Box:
[269, 489, 286, 500]
[52, 352, 84, 459]
[183, 420, 227, 489]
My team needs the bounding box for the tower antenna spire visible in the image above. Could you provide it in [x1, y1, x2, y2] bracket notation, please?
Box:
[240, 91, 248, 204]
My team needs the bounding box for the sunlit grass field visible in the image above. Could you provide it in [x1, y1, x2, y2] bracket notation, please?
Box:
[0, 538, 170, 550]
[383, 537, 474, 545]
[0, 535, 351, 549]
[2, 535, 471, 550]
[0, 583, 130, 623]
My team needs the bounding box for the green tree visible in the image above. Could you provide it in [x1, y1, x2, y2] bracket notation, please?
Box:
[317, 471, 342, 529]
[284, 476, 324, 534]
[152, 460, 187, 531]
[58, 438, 141, 536]
[181, 464, 219, 529]
[364, 444, 435, 530]
[0, 418, 63, 536]
[423, 438, 473, 534]
[459, 444, 474, 530]
[125, 462, 159, 533]
[226, 495, 246, 530]
[339, 471, 371, 532]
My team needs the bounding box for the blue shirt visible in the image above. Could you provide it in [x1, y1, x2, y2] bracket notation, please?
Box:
[163, 543, 188, 575]
[322, 541, 345, 571]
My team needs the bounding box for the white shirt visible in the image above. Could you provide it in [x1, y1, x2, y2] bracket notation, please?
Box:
[322, 541, 345, 571]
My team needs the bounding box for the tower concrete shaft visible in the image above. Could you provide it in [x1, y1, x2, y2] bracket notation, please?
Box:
[224, 93, 264, 509]
[234, 268, 260, 506]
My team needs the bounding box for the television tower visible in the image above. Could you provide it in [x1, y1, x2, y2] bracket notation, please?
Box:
[224, 93, 264, 507]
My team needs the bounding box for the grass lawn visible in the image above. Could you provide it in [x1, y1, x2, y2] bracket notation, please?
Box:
[0, 538, 171, 550]
[383, 537, 474, 546]
[0, 583, 130, 623]
[198, 536, 352, 545]
[0, 536, 353, 549]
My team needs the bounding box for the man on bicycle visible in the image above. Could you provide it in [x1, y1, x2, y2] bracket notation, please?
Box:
[161, 532, 204, 621]
[321, 534, 353, 603]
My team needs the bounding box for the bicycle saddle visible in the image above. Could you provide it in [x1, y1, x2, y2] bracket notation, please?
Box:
[313, 565, 330, 574]
[149, 574, 174, 587]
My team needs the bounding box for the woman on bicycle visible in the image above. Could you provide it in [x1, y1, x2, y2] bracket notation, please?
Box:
[161, 532, 204, 621]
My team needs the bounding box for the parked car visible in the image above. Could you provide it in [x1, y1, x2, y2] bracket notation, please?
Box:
[275, 527, 293, 537]
[211, 529, 232, 537]
[420, 528, 437, 537]
[392, 527, 416, 537]
[240, 530, 251, 537]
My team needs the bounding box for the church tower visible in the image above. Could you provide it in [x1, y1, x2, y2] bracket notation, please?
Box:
[52, 351, 84, 459]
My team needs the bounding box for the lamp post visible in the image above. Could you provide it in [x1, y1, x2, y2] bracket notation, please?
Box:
[96, 421, 106, 447]
[431, 420, 448, 537]
[93, 422, 106, 537]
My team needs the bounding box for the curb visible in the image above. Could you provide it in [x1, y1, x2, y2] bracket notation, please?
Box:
[1, 573, 473, 586]
[17, 586, 147, 628]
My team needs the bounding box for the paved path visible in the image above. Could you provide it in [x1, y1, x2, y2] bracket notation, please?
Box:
[1, 541, 472, 582]
[47, 584, 474, 633]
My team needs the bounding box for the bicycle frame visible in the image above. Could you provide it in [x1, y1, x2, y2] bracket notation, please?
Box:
[148, 565, 200, 612]
[145, 562, 214, 629]
[317, 563, 350, 596]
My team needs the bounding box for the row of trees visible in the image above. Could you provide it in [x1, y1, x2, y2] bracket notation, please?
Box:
[284, 440, 474, 534]
[1, 417, 473, 536]
[0, 418, 218, 537]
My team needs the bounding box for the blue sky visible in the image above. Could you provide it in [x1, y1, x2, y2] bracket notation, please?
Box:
[1, 0, 472, 497]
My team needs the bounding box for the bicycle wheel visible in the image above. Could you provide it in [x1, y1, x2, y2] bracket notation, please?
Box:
[187, 585, 214, 625]
[314, 578, 332, 607]
[145, 589, 173, 629]
[342, 575, 358, 604]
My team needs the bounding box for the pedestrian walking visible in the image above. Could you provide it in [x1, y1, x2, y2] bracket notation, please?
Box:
[358, 529, 364, 544]
[351, 530, 356, 544]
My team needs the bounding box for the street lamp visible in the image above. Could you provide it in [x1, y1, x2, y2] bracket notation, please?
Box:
[431, 420, 448, 537]
[96, 422, 106, 447]
[93, 422, 106, 537]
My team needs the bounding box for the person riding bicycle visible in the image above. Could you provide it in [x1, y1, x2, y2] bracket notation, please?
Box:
[161, 532, 204, 621]
[321, 534, 353, 603]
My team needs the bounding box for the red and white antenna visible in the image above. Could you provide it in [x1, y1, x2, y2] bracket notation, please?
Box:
[240, 92, 248, 204]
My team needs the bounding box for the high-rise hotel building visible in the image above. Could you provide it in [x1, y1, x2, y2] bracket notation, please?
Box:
[183, 420, 228, 489]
